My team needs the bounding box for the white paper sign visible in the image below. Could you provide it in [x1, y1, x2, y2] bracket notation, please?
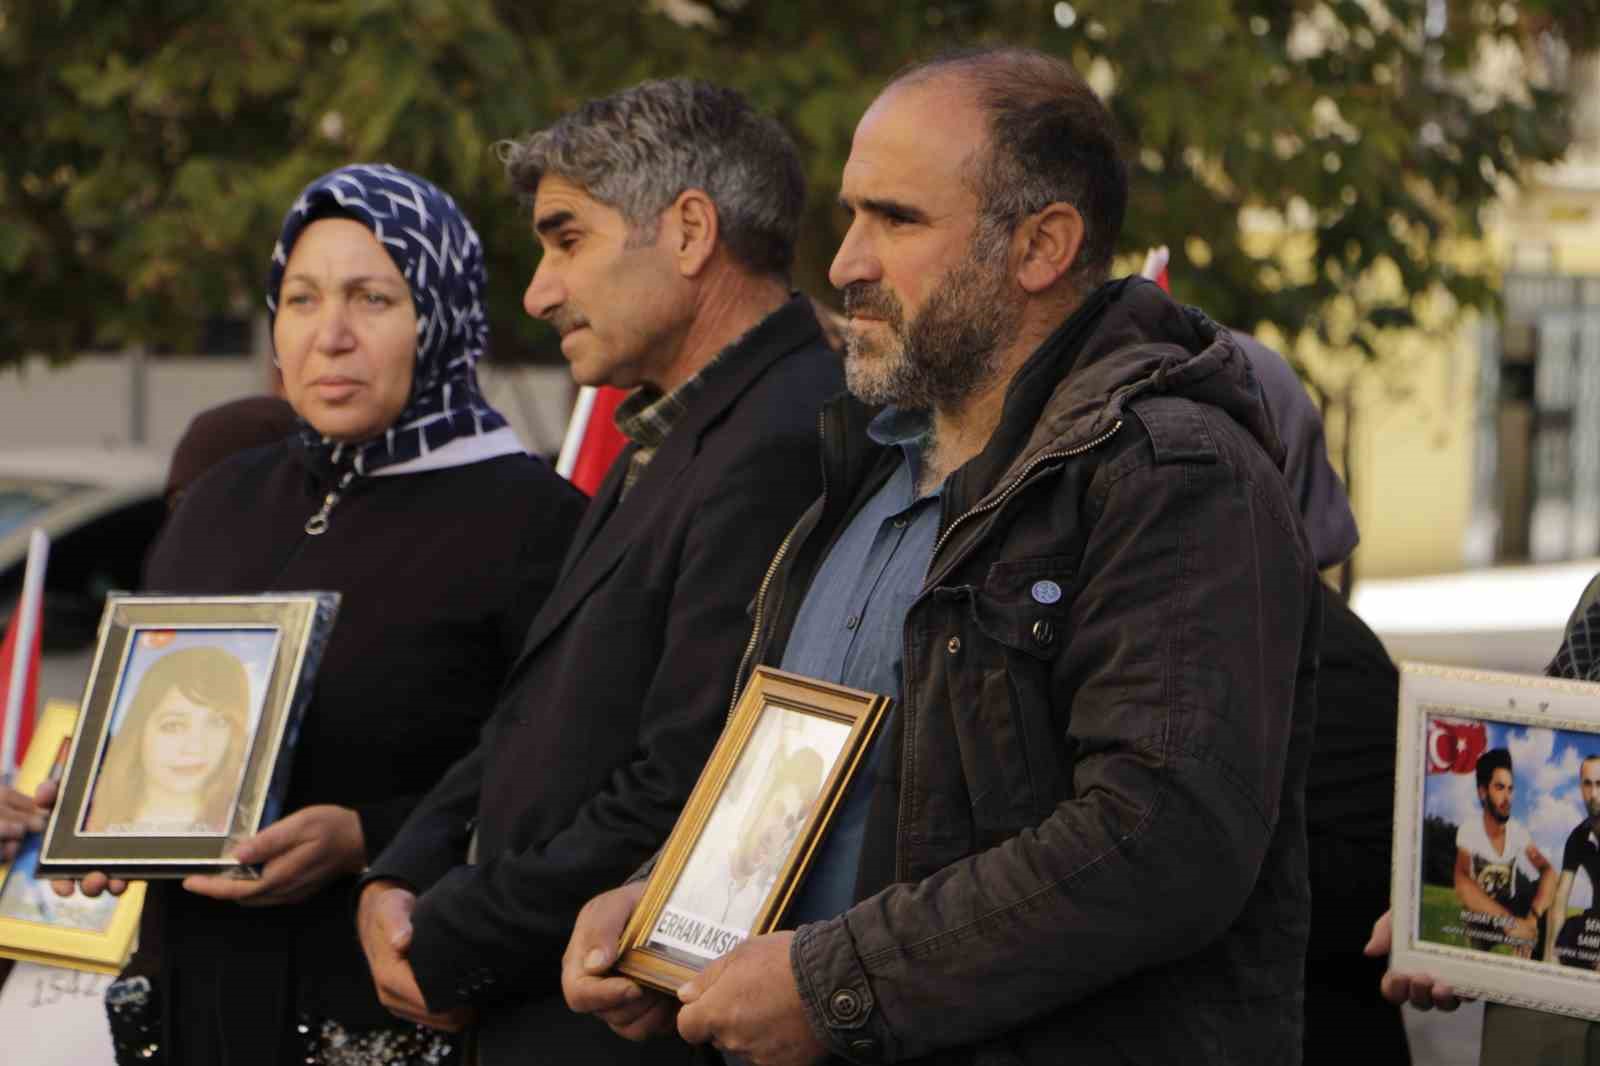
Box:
[0, 962, 117, 1064]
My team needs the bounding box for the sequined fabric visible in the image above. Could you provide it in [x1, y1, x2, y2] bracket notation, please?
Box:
[106, 975, 162, 1064]
[295, 1016, 459, 1066]
[105, 973, 460, 1066]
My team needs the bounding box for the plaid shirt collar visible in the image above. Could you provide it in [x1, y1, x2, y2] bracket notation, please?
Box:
[613, 346, 733, 452]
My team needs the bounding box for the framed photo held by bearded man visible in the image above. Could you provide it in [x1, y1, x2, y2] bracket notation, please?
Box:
[616, 667, 890, 993]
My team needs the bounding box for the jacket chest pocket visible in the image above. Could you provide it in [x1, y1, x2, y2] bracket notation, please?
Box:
[937, 557, 1074, 836]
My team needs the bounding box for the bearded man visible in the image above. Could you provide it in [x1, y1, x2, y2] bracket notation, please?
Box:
[1542, 756, 1600, 966]
[564, 46, 1319, 1065]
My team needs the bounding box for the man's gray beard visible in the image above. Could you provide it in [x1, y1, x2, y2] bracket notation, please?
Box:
[843, 237, 1021, 411]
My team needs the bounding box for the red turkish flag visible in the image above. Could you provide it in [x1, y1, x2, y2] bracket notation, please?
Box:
[556, 386, 629, 497]
[1141, 246, 1171, 294]
[0, 599, 40, 772]
[1427, 718, 1489, 775]
[1, 529, 47, 778]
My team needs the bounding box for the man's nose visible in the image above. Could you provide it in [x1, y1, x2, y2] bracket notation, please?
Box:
[524, 258, 565, 321]
[829, 220, 881, 291]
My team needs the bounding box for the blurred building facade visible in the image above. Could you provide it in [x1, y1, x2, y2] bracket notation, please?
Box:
[1345, 53, 1600, 582]
[0, 341, 573, 463]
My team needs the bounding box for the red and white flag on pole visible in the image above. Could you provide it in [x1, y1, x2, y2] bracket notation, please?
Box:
[1140, 246, 1171, 294]
[556, 386, 630, 497]
[1, 528, 48, 780]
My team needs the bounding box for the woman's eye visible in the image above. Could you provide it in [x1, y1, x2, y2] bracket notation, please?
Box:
[283, 292, 313, 307]
[158, 718, 186, 735]
[361, 291, 394, 307]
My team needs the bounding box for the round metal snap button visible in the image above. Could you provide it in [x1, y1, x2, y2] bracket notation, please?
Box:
[946, 636, 961, 654]
[830, 988, 862, 1021]
[1032, 619, 1055, 646]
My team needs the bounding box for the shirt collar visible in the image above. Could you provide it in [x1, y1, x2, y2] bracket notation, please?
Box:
[867, 405, 931, 448]
[612, 337, 744, 451]
[868, 406, 939, 501]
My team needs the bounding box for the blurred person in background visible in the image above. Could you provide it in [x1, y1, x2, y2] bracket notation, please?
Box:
[161, 395, 298, 514]
[1239, 333, 1411, 1064]
[46, 162, 586, 1066]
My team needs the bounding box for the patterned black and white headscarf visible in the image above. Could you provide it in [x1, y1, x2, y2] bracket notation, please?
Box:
[267, 163, 510, 477]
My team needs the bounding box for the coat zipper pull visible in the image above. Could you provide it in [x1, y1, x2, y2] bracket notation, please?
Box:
[304, 471, 356, 536]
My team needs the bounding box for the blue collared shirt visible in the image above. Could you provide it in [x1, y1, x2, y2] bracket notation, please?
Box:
[781, 406, 940, 926]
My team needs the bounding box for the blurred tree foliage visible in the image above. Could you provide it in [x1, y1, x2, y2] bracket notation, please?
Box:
[1, 0, 1596, 366]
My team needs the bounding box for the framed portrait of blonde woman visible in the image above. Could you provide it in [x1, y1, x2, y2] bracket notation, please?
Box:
[615, 667, 891, 994]
[37, 594, 338, 880]
[0, 700, 145, 973]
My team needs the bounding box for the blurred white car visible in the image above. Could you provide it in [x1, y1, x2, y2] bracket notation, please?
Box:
[0, 449, 168, 651]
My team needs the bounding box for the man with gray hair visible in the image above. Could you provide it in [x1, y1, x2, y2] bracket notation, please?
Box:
[355, 78, 841, 1064]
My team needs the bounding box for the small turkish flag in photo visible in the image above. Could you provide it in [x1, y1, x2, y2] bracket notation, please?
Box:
[1427, 718, 1489, 775]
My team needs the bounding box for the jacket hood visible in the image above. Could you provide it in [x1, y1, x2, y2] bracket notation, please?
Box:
[966, 277, 1286, 502]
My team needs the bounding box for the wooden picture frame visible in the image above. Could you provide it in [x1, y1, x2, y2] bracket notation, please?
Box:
[0, 701, 146, 974]
[38, 593, 338, 880]
[1392, 662, 1600, 1022]
[616, 667, 890, 993]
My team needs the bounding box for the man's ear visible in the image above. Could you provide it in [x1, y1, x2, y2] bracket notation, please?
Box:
[1014, 202, 1086, 294]
[669, 188, 719, 278]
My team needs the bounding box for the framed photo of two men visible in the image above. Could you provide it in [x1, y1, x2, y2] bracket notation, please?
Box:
[1393, 662, 1600, 1022]
[616, 667, 891, 994]
[36, 593, 338, 882]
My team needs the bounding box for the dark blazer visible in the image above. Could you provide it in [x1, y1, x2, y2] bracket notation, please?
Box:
[367, 296, 843, 1064]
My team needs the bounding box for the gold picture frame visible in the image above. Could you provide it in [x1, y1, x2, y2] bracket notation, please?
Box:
[616, 666, 890, 993]
[37, 593, 338, 880]
[0, 701, 146, 974]
[1391, 662, 1600, 1023]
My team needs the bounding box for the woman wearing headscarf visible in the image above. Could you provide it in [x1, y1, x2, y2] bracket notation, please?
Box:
[90, 163, 585, 1065]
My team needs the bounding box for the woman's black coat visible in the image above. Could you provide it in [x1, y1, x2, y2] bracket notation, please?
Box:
[136, 444, 584, 1063]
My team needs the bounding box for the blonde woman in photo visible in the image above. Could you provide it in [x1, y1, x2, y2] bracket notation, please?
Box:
[84, 646, 251, 836]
